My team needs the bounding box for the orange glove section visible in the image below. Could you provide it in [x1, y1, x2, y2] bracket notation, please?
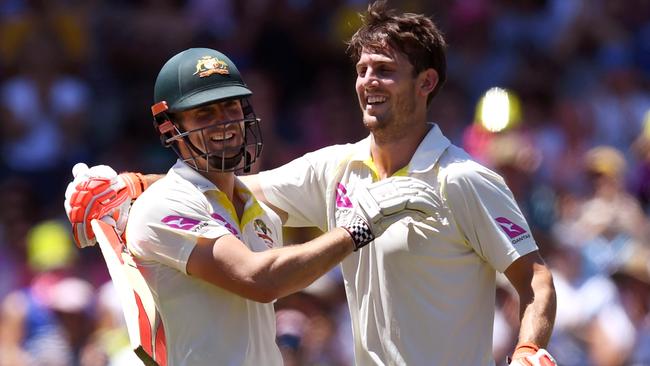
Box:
[69, 178, 131, 247]
[508, 343, 557, 366]
[119, 172, 148, 199]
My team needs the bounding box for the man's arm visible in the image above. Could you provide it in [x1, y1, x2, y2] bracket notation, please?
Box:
[504, 251, 557, 364]
[187, 228, 354, 303]
[188, 176, 441, 303]
[140, 174, 165, 189]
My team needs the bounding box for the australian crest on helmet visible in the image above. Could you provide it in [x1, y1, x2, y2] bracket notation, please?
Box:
[194, 56, 230, 78]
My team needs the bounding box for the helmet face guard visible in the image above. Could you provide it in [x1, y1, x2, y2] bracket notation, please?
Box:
[152, 98, 263, 173]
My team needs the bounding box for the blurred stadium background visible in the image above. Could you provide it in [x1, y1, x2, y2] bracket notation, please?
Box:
[1, 0, 650, 365]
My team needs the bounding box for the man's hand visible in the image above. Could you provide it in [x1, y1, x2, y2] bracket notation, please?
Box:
[508, 343, 557, 366]
[64, 163, 147, 248]
[337, 176, 441, 250]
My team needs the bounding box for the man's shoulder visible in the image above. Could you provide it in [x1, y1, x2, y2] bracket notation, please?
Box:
[304, 140, 366, 163]
[131, 173, 201, 218]
[438, 145, 504, 188]
[268, 139, 367, 180]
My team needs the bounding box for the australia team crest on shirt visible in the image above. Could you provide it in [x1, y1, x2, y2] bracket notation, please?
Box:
[253, 219, 274, 248]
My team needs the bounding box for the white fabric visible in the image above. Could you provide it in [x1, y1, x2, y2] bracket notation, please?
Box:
[259, 123, 538, 366]
[125, 160, 284, 366]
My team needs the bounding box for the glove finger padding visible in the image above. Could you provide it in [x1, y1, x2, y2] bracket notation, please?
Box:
[65, 164, 119, 216]
[69, 178, 131, 248]
[64, 163, 148, 248]
[359, 177, 441, 229]
[64, 163, 133, 248]
[339, 176, 441, 250]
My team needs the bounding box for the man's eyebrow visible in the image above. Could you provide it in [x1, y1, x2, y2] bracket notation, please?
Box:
[357, 59, 394, 67]
[196, 105, 216, 113]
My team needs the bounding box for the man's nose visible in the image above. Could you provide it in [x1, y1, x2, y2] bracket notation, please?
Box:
[362, 72, 380, 88]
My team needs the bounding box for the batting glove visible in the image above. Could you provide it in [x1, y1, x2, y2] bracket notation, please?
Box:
[508, 343, 557, 366]
[337, 176, 441, 250]
[64, 163, 147, 248]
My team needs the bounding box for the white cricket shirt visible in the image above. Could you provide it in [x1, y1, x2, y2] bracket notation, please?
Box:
[125, 160, 284, 366]
[259, 123, 538, 366]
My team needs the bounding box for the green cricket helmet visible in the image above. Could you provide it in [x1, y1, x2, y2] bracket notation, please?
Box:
[151, 48, 262, 173]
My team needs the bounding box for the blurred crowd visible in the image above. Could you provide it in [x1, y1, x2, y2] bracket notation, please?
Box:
[1, 0, 650, 365]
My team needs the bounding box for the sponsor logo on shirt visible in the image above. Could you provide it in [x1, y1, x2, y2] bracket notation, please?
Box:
[211, 213, 240, 237]
[160, 214, 241, 239]
[336, 183, 353, 208]
[161, 215, 201, 230]
[495, 217, 530, 244]
[253, 219, 274, 248]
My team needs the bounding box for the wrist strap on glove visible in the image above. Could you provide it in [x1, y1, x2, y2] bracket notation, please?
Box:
[342, 216, 375, 251]
[119, 172, 148, 199]
[507, 342, 539, 364]
[508, 342, 558, 366]
[513, 343, 539, 357]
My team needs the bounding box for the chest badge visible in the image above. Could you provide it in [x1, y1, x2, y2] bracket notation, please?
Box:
[253, 219, 274, 248]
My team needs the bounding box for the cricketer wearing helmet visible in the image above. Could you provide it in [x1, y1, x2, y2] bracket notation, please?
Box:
[151, 51, 262, 174]
[65, 47, 445, 366]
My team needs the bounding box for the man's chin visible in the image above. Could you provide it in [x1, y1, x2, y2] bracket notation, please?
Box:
[363, 115, 384, 129]
[207, 153, 243, 170]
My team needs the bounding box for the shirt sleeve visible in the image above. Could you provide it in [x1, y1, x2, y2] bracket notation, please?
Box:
[258, 152, 330, 231]
[443, 163, 538, 273]
[259, 200, 284, 248]
[126, 190, 232, 274]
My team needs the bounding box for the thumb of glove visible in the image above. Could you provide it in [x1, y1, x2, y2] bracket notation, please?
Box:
[72, 163, 89, 178]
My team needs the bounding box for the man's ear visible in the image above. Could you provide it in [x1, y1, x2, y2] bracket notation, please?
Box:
[417, 69, 438, 98]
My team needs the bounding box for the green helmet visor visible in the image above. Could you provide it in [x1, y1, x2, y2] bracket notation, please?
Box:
[166, 113, 263, 173]
[169, 84, 252, 112]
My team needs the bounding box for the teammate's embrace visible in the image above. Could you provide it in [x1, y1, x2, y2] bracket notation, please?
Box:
[65, 2, 558, 365]
[65, 47, 441, 366]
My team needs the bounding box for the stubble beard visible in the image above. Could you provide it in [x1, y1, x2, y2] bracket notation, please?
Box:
[182, 133, 245, 171]
[364, 88, 417, 145]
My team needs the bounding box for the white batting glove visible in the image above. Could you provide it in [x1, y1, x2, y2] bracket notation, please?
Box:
[337, 176, 441, 250]
[508, 343, 557, 366]
[64, 163, 147, 248]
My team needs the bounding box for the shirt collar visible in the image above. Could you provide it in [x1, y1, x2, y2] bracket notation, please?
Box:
[169, 159, 219, 193]
[169, 160, 265, 228]
[348, 123, 451, 173]
[409, 123, 451, 173]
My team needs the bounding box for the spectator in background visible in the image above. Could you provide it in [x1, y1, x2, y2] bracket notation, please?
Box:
[609, 244, 650, 365]
[566, 146, 648, 276]
[588, 45, 650, 152]
[547, 145, 650, 365]
[544, 241, 634, 366]
[0, 29, 90, 200]
[0, 220, 86, 366]
[631, 111, 650, 214]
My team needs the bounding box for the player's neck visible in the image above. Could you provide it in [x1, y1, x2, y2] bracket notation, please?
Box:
[207, 171, 237, 202]
[370, 123, 430, 179]
[212, 172, 247, 219]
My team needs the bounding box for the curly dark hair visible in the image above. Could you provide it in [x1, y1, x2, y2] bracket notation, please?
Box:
[347, 1, 447, 104]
